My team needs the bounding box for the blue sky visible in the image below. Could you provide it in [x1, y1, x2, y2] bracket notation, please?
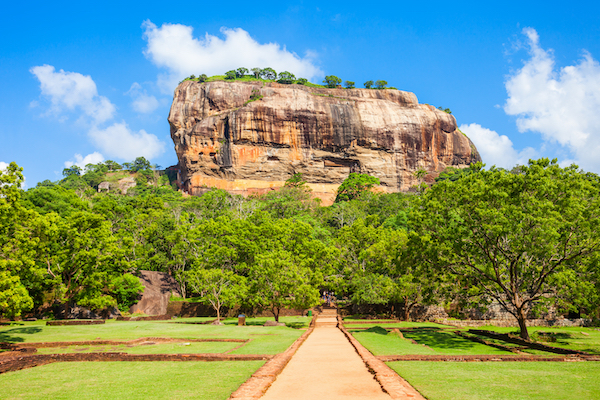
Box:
[2, 1, 600, 186]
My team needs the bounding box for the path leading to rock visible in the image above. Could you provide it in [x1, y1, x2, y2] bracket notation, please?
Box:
[261, 321, 391, 399]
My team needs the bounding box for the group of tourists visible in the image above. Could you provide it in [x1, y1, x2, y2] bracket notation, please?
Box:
[321, 290, 336, 306]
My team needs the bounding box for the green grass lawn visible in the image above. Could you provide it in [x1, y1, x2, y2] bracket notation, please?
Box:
[473, 325, 600, 354]
[35, 341, 240, 355]
[388, 361, 600, 400]
[0, 317, 305, 355]
[0, 361, 264, 400]
[343, 321, 451, 329]
[351, 326, 513, 356]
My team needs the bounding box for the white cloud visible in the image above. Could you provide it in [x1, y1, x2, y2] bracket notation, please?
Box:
[64, 152, 105, 169]
[0, 162, 8, 171]
[126, 82, 160, 114]
[504, 27, 600, 171]
[30, 65, 116, 123]
[30, 65, 167, 163]
[460, 123, 536, 169]
[142, 21, 323, 91]
[89, 122, 165, 160]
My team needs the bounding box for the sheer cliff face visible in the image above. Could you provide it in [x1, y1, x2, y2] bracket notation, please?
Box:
[168, 80, 481, 204]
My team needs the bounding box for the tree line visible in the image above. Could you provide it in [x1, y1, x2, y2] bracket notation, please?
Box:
[184, 68, 396, 90]
[1, 160, 600, 339]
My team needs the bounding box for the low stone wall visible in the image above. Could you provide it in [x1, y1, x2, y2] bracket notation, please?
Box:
[117, 315, 173, 321]
[46, 320, 105, 326]
[0, 352, 273, 374]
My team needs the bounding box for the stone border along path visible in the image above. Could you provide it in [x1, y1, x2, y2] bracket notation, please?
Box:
[229, 317, 317, 399]
[229, 311, 426, 400]
[338, 317, 426, 399]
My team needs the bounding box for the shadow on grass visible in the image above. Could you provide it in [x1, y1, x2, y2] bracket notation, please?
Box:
[364, 326, 389, 335]
[404, 330, 483, 351]
[0, 327, 43, 343]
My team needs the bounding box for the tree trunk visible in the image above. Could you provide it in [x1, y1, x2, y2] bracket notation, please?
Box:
[516, 308, 530, 340]
[274, 307, 280, 322]
[216, 306, 221, 322]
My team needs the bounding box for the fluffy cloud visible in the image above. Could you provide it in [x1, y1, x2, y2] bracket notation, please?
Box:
[64, 152, 105, 169]
[89, 122, 165, 160]
[30, 65, 116, 123]
[504, 28, 600, 171]
[31, 65, 167, 162]
[142, 21, 323, 91]
[460, 123, 536, 169]
[0, 162, 8, 171]
[126, 82, 160, 114]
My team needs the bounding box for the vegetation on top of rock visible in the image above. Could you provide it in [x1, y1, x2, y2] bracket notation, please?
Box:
[180, 68, 397, 91]
[323, 75, 342, 88]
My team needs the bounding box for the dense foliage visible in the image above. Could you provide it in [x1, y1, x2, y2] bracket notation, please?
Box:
[1, 159, 599, 335]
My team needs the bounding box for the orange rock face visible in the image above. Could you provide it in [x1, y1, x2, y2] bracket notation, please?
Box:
[168, 81, 481, 205]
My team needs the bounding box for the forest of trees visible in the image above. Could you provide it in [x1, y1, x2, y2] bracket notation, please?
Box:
[1, 159, 600, 339]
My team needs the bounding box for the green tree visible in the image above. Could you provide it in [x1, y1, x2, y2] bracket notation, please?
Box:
[186, 268, 247, 323]
[225, 70, 237, 80]
[251, 68, 261, 79]
[110, 273, 144, 312]
[260, 68, 277, 80]
[375, 80, 387, 89]
[236, 67, 248, 78]
[335, 173, 380, 202]
[249, 250, 321, 322]
[62, 165, 82, 177]
[278, 71, 296, 84]
[364, 80, 374, 89]
[344, 81, 355, 89]
[323, 75, 342, 88]
[103, 160, 122, 171]
[131, 157, 152, 172]
[0, 271, 33, 318]
[412, 159, 600, 340]
[296, 78, 308, 85]
[198, 74, 208, 82]
[333, 219, 403, 306]
[437, 106, 452, 114]
[284, 173, 309, 190]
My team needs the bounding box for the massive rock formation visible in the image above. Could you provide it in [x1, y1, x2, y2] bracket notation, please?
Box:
[168, 80, 480, 204]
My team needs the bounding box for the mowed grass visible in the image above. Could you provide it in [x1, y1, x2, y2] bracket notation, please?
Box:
[35, 341, 239, 355]
[351, 326, 512, 356]
[0, 317, 307, 355]
[472, 325, 600, 355]
[343, 321, 450, 329]
[388, 361, 600, 400]
[0, 360, 264, 400]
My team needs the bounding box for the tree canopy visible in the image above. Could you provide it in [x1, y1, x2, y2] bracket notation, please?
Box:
[411, 159, 600, 339]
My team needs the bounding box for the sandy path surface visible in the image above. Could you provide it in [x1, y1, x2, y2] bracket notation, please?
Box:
[260, 326, 391, 399]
